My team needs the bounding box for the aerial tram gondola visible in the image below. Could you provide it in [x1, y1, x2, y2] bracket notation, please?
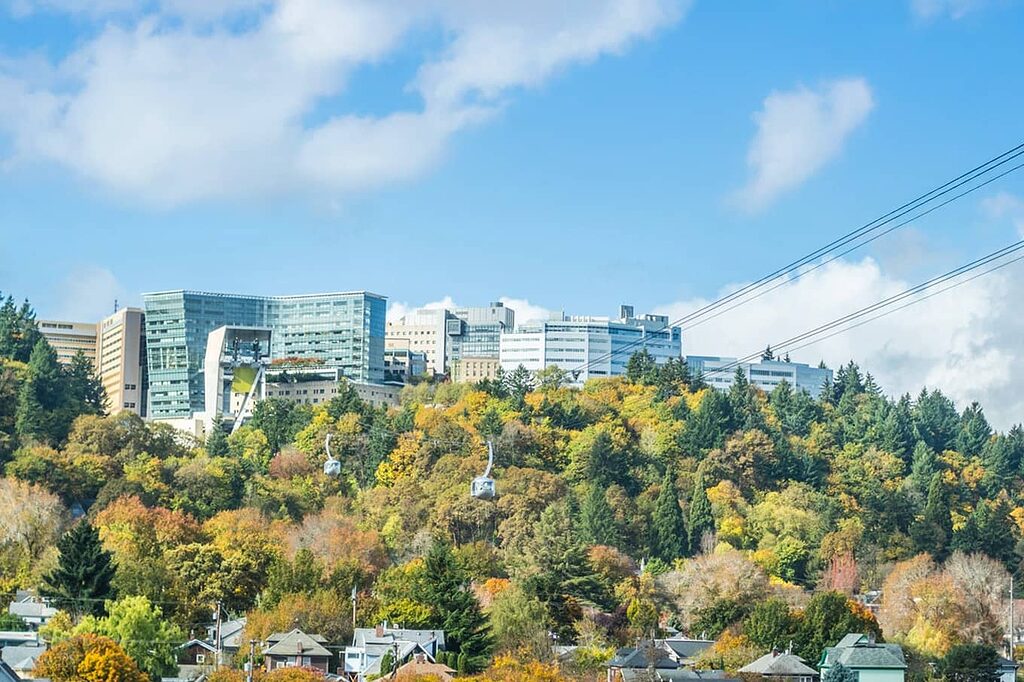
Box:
[323, 433, 342, 477]
[470, 440, 497, 500]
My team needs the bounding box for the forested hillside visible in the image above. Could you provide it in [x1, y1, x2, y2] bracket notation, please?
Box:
[1, 293, 1022, 680]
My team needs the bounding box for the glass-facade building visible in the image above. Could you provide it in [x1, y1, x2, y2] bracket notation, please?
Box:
[447, 303, 515, 364]
[144, 290, 386, 419]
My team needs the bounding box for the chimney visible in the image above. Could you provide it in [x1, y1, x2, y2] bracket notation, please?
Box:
[375, 624, 385, 637]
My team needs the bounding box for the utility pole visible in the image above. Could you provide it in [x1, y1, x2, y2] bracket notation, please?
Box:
[1010, 576, 1015, 659]
[214, 601, 223, 670]
[246, 640, 256, 682]
[351, 582, 358, 633]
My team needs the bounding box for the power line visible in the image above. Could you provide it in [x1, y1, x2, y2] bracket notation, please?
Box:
[696, 238, 1024, 380]
[570, 140, 1024, 374]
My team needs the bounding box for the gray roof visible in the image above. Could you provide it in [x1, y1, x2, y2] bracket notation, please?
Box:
[0, 660, 20, 682]
[359, 641, 430, 676]
[739, 652, 818, 677]
[8, 601, 57, 620]
[821, 634, 905, 670]
[660, 639, 715, 661]
[263, 629, 332, 658]
[608, 645, 679, 670]
[352, 628, 445, 650]
[1, 646, 44, 672]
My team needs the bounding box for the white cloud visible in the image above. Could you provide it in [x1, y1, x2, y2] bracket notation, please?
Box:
[911, 0, 990, 20]
[654, 256, 1024, 429]
[982, 191, 1024, 236]
[498, 297, 556, 325]
[0, 0, 687, 205]
[386, 296, 458, 323]
[54, 266, 128, 321]
[732, 77, 874, 211]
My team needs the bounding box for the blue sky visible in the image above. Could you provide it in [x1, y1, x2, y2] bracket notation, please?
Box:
[2, 0, 1024, 423]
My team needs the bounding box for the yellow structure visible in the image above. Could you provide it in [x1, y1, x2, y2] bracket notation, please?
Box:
[37, 319, 97, 365]
[95, 308, 147, 416]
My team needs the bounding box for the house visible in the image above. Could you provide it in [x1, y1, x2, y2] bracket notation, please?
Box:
[818, 634, 905, 682]
[177, 638, 218, 678]
[263, 629, 333, 674]
[606, 640, 732, 682]
[739, 651, 819, 682]
[0, 633, 39, 649]
[391, 654, 457, 681]
[342, 626, 446, 682]
[7, 596, 57, 631]
[997, 656, 1019, 682]
[206, 617, 246, 662]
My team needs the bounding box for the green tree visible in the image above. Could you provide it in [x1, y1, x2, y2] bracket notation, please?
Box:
[206, 426, 229, 456]
[651, 471, 687, 562]
[579, 485, 620, 548]
[743, 598, 796, 651]
[823, 662, 858, 682]
[504, 365, 535, 405]
[250, 398, 312, 453]
[909, 441, 938, 493]
[421, 539, 493, 672]
[956, 402, 992, 458]
[65, 351, 106, 419]
[683, 389, 734, 453]
[77, 596, 183, 681]
[879, 395, 915, 463]
[687, 467, 714, 554]
[913, 389, 960, 453]
[793, 592, 880, 662]
[0, 613, 29, 631]
[941, 643, 1000, 682]
[488, 584, 550, 658]
[0, 294, 44, 363]
[911, 472, 952, 559]
[15, 339, 65, 445]
[41, 522, 117, 617]
[625, 349, 658, 385]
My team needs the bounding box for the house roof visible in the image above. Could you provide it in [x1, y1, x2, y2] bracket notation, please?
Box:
[8, 601, 57, 620]
[352, 628, 445, 650]
[263, 629, 332, 658]
[179, 639, 218, 653]
[821, 634, 906, 670]
[739, 652, 819, 677]
[1, 645, 44, 672]
[660, 639, 715, 661]
[998, 657, 1019, 671]
[657, 671, 739, 681]
[608, 644, 679, 669]
[0, 659, 20, 682]
[392, 660, 456, 681]
[358, 642, 431, 675]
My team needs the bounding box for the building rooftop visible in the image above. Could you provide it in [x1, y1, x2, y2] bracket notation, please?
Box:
[739, 652, 819, 677]
[263, 629, 332, 658]
[143, 289, 386, 300]
[821, 634, 906, 670]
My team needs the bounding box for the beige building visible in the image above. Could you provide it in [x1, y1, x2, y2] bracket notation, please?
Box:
[37, 319, 98, 365]
[452, 356, 502, 383]
[96, 308, 147, 416]
[386, 308, 450, 375]
[265, 376, 402, 409]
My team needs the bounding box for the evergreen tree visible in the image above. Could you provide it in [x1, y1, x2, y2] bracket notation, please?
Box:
[477, 407, 504, 440]
[941, 643, 1000, 682]
[625, 348, 657, 385]
[981, 435, 1014, 494]
[743, 598, 796, 651]
[909, 441, 938, 494]
[687, 468, 714, 554]
[1009, 425, 1024, 474]
[729, 368, 764, 431]
[911, 473, 952, 559]
[793, 592, 881, 663]
[15, 338, 65, 445]
[421, 539, 493, 672]
[956, 402, 993, 458]
[0, 294, 44, 363]
[824, 662, 858, 682]
[651, 471, 687, 562]
[913, 388, 960, 453]
[879, 395, 915, 463]
[683, 387, 734, 453]
[654, 357, 691, 400]
[41, 521, 116, 617]
[579, 485, 620, 548]
[205, 426, 229, 456]
[504, 365, 534, 405]
[66, 350, 106, 417]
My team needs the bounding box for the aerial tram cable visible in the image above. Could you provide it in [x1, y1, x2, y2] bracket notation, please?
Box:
[695, 237, 1024, 381]
[569, 141, 1024, 376]
[470, 440, 497, 500]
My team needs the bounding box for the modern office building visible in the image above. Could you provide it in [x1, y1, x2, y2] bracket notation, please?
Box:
[686, 355, 832, 397]
[387, 302, 514, 376]
[95, 307, 147, 416]
[143, 290, 386, 419]
[37, 319, 98, 365]
[499, 305, 682, 385]
[203, 326, 272, 433]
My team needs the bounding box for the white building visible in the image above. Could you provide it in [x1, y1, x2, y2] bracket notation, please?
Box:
[686, 355, 832, 398]
[499, 305, 682, 385]
[387, 302, 514, 376]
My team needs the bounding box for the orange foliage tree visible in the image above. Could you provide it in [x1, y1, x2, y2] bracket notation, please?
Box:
[35, 634, 147, 682]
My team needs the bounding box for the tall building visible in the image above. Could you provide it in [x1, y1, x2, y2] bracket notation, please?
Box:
[143, 290, 386, 419]
[387, 302, 514, 376]
[36, 319, 98, 365]
[686, 355, 832, 398]
[499, 305, 681, 384]
[96, 307, 148, 416]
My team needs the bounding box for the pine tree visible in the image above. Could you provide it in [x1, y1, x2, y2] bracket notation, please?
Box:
[824, 662, 858, 682]
[687, 468, 714, 554]
[206, 426, 229, 456]
[41, 521, 116, 617]
[913, 388, 960, 453]
[911, 473, 952, 559]
[651, 471, 687, 562]
[879, 395, 915, 463]
[65, 351, 106, 417]
[981, 436, 1013, 495]
[683, 388, 734, 453]
[579, 485, 620, 547]
[15, 338, 64, 445]
[477, 408, 504, 440]
[625, 349, 657, 385]
[0, 294, 44, 363]
[956, 402, 993, 458]
[421, 539, 493, 672]
[909, 441, 938, 493]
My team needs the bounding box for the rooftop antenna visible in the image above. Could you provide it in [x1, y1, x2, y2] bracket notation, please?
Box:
[113, 299, 119, 313]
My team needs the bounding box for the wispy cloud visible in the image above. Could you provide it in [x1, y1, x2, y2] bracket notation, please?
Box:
[732, 77, 874, 212]
[911, 0, 991, 20]
[0, 0, 688, 206]
[54, 265, 127, 321]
